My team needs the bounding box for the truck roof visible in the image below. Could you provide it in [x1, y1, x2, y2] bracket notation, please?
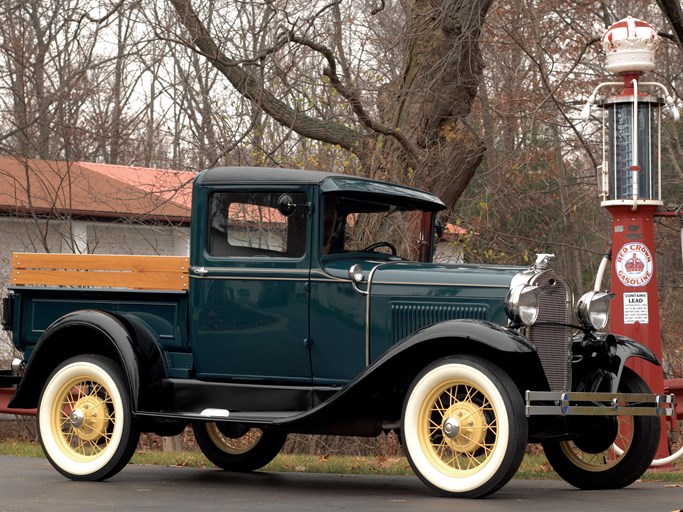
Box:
[196, 167, 446, 212]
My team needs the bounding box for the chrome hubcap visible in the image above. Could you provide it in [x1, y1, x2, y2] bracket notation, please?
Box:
[443, 417, 461, 439]
[70, 409, 85, 428]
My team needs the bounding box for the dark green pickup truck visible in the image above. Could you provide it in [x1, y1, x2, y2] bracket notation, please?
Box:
[0, 167, 673, 498]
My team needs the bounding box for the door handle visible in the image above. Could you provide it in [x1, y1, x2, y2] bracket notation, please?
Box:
[189, 266, 209, 276]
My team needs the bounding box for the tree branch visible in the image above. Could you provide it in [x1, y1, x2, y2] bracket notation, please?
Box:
[74, 0, 126, 25]
[168, 0, 364, 157]
[657, 0, 683, 51]
[289, 33, 420, 163]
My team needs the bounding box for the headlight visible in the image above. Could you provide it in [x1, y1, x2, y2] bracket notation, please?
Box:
[505, 284, 543, 326]
[576, 291, 615, 331]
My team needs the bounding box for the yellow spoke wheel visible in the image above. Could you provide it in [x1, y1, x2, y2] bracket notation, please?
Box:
[193, 422, 287, 472]
[419, 379, 497, 476]
[206, 424, 263, 455]
[557, 416, 633, 472]
[38, 355, 139, 481]
[542, 367, 660, 489]
[52, 379, 113, 458]
[402, 356, 527, 498]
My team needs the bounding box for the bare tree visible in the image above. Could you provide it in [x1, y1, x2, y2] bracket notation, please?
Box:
[162, 0, 492, 208]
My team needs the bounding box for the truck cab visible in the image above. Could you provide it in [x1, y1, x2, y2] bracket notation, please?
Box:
[187, 167, 508, 387]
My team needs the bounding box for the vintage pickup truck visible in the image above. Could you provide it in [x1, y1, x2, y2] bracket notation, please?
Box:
[0, 167, 674, 498]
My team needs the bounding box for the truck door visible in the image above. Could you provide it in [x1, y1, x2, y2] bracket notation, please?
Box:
[189, 189, 312, 384]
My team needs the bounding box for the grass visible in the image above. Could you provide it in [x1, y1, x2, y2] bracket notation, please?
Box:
[1, 440, 682, 482]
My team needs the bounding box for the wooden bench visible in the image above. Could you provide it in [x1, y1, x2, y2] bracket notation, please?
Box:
[10, 253, 189, 291]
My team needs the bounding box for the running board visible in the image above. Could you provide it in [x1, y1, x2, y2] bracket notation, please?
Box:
[135, 410, 302, 424]
[525, 390, 674, 417]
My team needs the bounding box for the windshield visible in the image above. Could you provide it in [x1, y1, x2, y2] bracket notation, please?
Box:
[322, 194, 434, 262]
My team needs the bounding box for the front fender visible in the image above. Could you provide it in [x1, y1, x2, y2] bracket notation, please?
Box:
[612, 334, 661, 366]
[573, 332, 661, 393]
[612, 334, 660, 393]
[277, 320, 545, 430]
[397, 319, 537, 354]
[373, 319, 547, 396]
[9, 310, 140, 409]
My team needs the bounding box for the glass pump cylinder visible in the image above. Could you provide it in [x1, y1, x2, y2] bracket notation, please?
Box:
[598, 95, 663, 205]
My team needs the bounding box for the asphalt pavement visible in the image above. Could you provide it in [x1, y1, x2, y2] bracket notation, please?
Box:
[0, 455, 681, 512]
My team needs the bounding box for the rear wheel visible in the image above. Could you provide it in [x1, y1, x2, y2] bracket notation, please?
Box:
[401, 356, 528, 498]
[542, 367, 660, 489]
[193, 422, 286, 471]
[38, 355, 139, 481]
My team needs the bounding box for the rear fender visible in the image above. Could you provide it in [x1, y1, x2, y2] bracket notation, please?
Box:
[9, 310, 163, 410]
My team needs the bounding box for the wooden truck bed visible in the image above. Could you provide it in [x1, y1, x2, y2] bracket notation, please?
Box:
[10, 253, 189, 291]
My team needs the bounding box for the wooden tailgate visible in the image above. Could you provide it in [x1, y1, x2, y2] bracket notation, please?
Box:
[11, 253, 189, 291]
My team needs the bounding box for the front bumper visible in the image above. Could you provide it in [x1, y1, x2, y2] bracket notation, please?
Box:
[525, 390, 674, 417]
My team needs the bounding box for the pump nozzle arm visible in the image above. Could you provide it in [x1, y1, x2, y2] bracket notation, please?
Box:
[639, 81, 680, 121]
[580, 82, 625, 121]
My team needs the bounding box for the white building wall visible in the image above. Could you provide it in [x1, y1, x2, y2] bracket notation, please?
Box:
[434, 240, 464, 263]
[86, 223, 189, 256]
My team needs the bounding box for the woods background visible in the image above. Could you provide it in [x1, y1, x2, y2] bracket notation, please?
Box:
[1, 0, 683, 380]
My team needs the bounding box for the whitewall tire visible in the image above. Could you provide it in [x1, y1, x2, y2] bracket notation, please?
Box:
[38, 355, 139, 481]
[401, 355, 527, 498]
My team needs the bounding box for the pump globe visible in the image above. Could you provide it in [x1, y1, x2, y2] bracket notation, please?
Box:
[602, 16, 659, 75]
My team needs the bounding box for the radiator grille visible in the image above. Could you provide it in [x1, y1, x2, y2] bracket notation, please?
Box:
[527, 270, 574, 391]
[391, 303, 488, 344]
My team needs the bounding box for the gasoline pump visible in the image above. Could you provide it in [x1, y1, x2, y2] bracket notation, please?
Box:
[581, 16, 683, 466]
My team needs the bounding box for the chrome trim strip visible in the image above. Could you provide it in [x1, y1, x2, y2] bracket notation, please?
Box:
[189, 273, 510, 287]
[191, 267, 310, 275]
[189, 275, 308, 282]
[372, 280, 510, 289]
[310, 277, 349, 283]
[310, 270, 349, 282]
[193, 267, 512, 287]
[364, 262, 392, 367]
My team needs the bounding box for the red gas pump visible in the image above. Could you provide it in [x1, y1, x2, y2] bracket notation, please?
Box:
[581, 16, 682, 464]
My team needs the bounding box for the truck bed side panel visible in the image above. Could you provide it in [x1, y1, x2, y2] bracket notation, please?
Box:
[10, 287, 188, 359]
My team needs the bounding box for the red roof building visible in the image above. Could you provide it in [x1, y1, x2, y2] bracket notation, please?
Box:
[0, 158, 194, 224]
[0, 157, 195, 258]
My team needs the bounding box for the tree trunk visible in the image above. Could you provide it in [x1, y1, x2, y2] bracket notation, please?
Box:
[371, 0, 491, 207]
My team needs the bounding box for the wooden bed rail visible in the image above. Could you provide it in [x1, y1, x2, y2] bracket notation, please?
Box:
[10, 253, 189, 291]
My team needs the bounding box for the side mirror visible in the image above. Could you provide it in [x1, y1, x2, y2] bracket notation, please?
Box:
[348, 264, 368, 295]
[277, 194, 297, 216]
[348, 264, 364, 284]
[277, 194, 310, 216]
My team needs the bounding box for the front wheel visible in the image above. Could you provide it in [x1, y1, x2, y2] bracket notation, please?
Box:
[542, 367, 660, 489]
[38, 355, 139, 481]
[401, 355, 528, 498]
[193, 422, 286, 471]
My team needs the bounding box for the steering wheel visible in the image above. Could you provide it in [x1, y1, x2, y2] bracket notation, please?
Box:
[362, 241, 397, 255]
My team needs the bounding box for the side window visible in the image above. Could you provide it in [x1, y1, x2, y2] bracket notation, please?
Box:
[209, 192, 307, 258]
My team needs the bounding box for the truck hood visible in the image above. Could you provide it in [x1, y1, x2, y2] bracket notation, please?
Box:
[369, 261, 521, 289]
[320, 258, 523, 330]
[321, 258, 521, 289]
